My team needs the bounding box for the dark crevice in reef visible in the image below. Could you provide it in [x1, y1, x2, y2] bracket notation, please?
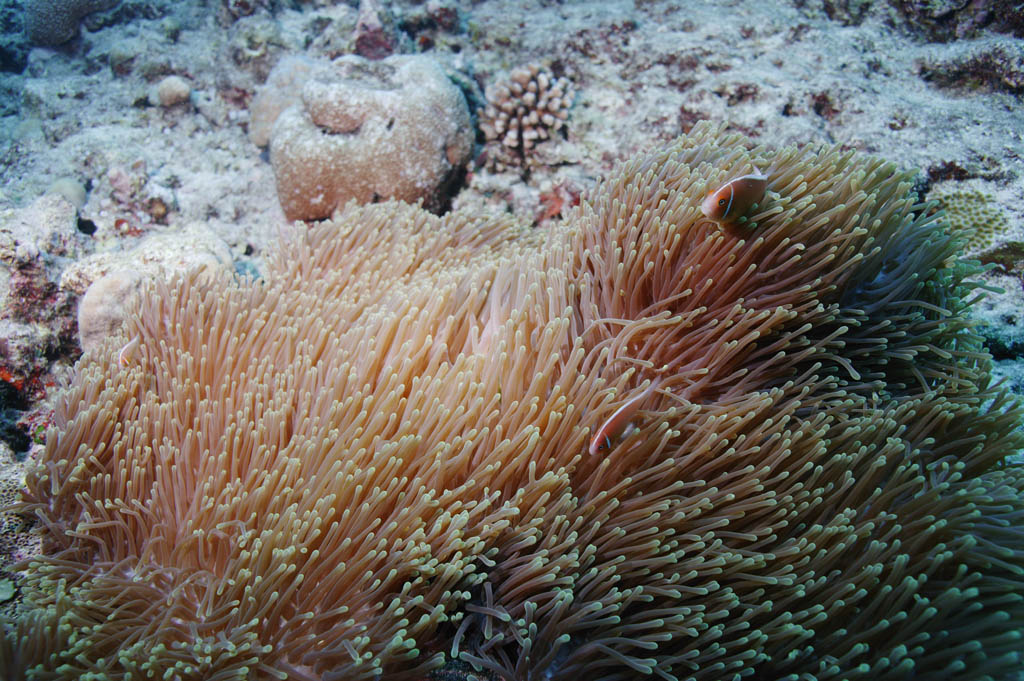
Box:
[0, 382, 30, 456]
[977, 324, 1024, 361]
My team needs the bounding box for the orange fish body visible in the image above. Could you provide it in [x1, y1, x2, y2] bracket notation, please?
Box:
[701, 167, 769, 228]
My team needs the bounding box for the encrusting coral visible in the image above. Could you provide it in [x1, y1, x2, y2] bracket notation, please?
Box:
[931, 186, 1011, 254]
[3, 122, 1023, 680]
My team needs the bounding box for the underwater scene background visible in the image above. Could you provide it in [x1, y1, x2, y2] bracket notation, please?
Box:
[0, 1, 1023, 679]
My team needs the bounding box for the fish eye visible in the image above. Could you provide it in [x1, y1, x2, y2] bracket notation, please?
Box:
[718, 198, 727, 206]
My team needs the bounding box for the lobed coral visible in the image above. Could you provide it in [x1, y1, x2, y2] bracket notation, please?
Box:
[249, 55, 315, 147]
[479, 63, 573, 172]
[268, 54, 473, 220]
[3, 122, 1023, 680]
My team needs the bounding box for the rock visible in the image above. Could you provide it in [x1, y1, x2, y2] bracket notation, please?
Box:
[3, 193, 89, 261]
[70, 224, 233, 351]
[46, 177, 87, 209]
[76, 268, 142, 353]
[353, 0, 397, 60]
[107, 37, 142, 76]
[59, 223, 233, 296]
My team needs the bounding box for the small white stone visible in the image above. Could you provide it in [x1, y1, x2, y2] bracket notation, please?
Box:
[152, 75, 192, 108]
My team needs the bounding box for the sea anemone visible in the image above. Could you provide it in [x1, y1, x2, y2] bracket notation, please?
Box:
[3, 122, 1022, 680]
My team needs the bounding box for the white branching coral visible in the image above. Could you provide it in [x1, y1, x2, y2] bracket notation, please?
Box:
[479, 63, 574, 171]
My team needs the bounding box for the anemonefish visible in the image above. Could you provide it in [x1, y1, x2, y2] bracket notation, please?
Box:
[589, 379, 660, 455]
[118, 334, 140, 367]
[701, 167, 769, 229]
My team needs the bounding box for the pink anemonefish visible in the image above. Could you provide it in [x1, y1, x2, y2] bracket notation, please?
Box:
[588, 379, 661, 455]
[118, 334, 141, 367]
[700, 167, 769, 229]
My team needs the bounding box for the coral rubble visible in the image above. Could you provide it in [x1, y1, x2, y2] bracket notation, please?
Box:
[2, 122, 1023, 680]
